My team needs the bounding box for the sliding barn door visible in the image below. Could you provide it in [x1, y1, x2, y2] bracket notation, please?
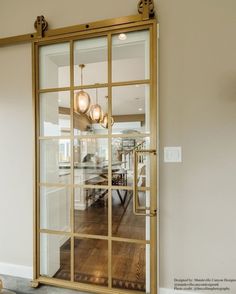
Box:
[36, 23, 157, 294]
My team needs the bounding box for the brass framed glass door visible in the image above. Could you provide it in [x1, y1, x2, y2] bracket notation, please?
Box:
[34, 19, 158, 294]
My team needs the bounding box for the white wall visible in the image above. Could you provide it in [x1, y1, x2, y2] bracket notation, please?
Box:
[0, 43, 33, 270]
[1, 0, 236, 293]
[159, 0, 236, 293]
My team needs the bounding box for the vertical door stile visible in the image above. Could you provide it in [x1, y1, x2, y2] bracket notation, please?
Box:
[70, 40, 75, 283]
[150, 23, 158, 294]
[108, 32, 112, 289]
[32, 40, 37, 282]
[35, 42, 40, 280]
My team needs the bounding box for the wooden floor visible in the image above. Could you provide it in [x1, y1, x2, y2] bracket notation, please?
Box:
[55, 190, 147, 292]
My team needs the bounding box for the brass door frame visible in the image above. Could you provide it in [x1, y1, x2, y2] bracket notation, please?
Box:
[32, 12, 159, 294]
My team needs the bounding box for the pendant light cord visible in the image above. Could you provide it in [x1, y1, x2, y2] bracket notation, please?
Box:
[81, 66, 83, 86]
[106, 95, 108, 112]
[79, 64, 85, 89]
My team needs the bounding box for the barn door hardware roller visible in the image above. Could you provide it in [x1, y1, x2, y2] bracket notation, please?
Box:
[34, 15, 48, 38]
[138, 0, 155, 19]
[0, 15, 49, 47]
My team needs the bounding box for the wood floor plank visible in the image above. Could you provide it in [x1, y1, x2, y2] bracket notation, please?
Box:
[54, 190, 147, 292]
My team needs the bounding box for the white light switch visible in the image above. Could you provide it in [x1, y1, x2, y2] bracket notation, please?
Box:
[164, 147, 182, 163]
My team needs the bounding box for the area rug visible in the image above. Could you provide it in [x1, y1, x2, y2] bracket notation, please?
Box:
[55, 270, 145, 291]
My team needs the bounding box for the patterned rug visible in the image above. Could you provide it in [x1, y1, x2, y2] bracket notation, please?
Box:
[55, 270, 145, 292]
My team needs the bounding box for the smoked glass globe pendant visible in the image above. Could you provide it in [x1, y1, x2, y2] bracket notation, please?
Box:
[75, 64, 91, 114]
[90, 88, 103, 122]
[100, 96, 114, 129]
[100, 113, 114, 129]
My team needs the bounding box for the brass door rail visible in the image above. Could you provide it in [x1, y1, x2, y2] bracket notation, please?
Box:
[0, 0, 156, 47]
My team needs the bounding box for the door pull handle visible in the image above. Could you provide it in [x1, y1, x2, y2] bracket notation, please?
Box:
[133, 149, 157, 217]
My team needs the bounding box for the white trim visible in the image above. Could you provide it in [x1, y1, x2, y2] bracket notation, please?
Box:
[74, 200, 86, 210]
[160, 288, 201, 294]
[0, 262, 33, 279]
[59, 233, 70, 247]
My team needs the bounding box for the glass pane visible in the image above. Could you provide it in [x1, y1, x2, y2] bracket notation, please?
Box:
[74, 138, 108, 185]
[40, 233, 71, 281]
[39, 43, 70, 89]
[112, 137, 150, 187]
[40, 186, 71, 232]
[112, 85, 150, 134]
[112, 190, 149, 240]
[112, 241, 147, 292]
[74, 88, 108, 136]
[40, 139, 71, 184]
[112, 30, 150, 82]
[74, 238, 108, 286]
[40, 91, 71, 137]
[74, 188, 108, 236]
[74, 37, 107, 86]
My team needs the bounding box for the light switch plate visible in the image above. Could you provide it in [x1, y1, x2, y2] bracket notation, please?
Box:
[164, 147, 182, 163]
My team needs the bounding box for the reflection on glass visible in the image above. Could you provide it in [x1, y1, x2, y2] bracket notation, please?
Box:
[74, 138, 108, 185]
[40, 233, 71, 281]
[112, 85, 150, 134]
[40, 139, 71, 184]
[112, 241, 146, 292]
[112, 190, 149, 240]
[74, 238, 108, 286]
[74, 88, 108, 136]
[112, 30, 150, 82]
[40, 91, 71, 137]
[74, 188, 108, 236]
[74, 37, 108, 86]
[39, 42, 70, 89]
[40, 186, 71, 232]
[112, 137, 150, 187]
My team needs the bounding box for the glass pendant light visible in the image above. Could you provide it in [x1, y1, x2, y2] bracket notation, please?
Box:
[75, 64, 91, 114]
[90, 88, 103, 122]
[100, 96, 114, 129]
[100, 113, 114, 129]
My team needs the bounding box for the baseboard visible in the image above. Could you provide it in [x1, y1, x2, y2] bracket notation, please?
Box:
[0, 262, 33, 279]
